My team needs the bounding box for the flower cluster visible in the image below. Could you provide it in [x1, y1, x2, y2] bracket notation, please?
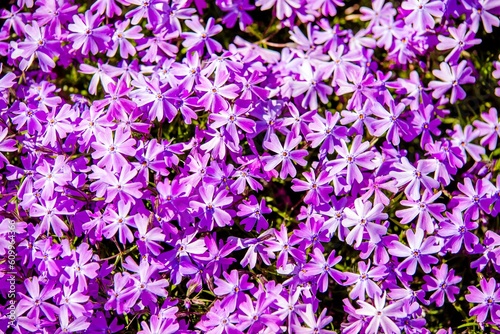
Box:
[1, 0, 500, 333]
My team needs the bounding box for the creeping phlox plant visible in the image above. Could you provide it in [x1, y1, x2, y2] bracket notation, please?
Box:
[1, 0, 500, 333]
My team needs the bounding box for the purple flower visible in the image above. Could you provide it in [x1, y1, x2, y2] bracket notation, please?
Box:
[107, 19, 144, 58]
[291, 63, 333, 110]
[213, 269, 254, 312]
[423, 264, 461, 307]
[256, 0, 301, 20]
[449, 124, 485, 162]
[389, 157, 439, 201]
[182, 16, 223, 55]
[428, 60, 476, 104]
[189, 184, 234, 230]
[291, 304, 336, 334]
[466, 277, 500, 324]
[342, 198, 388, 248]
[306, 111, 346, 155]
[17, 277, 60, 322]
[68, 11, 111, 55]
[438, 209, 479, 253]
[303, 248, 344, 292]
[367, 100, 409, 146]
[237, 293, 280, 333]
[139, 314, 179, 334]
[292, 168, 333, 206]
[356, 292, 405, 334]
[396, 190, 445, 234]
[473, 107, 500, 150]
[54, 306, 90, 333]
[327, 135, 375, 186]
[401, 0, 444, 31]
[262, 132, 308, 179]
[449, 177, 495, 220]
[0, 127, 17, 168]
[237, 195, 271, 232]
[11, 21, 59, 72]
[196, 70, 239, 112]
[91, 128, 137, 172]
[125, 0, 168, 26]
[120, 260, 169, 312]
[344, 260, 386, 301]
[266, 224, 305, 270]
[220, 0, 255, 31]
[389, 228, 441, 274]
[437, 22, 481, 63]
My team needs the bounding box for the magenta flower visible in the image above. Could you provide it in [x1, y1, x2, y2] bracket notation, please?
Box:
[262, 132, 308, 179]
[68, 11, 111, 55]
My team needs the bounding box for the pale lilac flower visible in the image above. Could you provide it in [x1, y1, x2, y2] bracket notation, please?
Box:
[342, 198, 388, 248]
[262, 132, 308, 179]
[68, 11, 111, 55]
[389, 229, 441, 274]
[428, 60, 476, 104]
[356, 292, 405, 334]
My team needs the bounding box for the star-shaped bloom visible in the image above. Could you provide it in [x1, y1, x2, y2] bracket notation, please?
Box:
[262, 132, 308, 179]
[356, 292, 405, 334]
[388, 228, 441, 275]
[428, 60, 476, 104]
